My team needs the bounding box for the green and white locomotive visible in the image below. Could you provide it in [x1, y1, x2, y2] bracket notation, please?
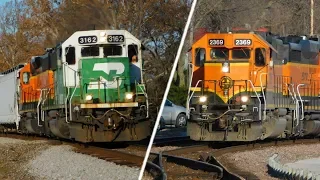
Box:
[16, 30, 150, 142]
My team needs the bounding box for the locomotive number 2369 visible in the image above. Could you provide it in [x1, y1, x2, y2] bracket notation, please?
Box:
[235, 39, 252, 46]
[209, 39, 224, 46]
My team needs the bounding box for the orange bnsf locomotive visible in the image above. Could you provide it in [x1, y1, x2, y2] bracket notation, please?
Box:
[187, 28, 320, 141]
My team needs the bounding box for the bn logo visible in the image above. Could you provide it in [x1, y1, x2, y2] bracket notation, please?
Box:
[88, 62, 125, 89]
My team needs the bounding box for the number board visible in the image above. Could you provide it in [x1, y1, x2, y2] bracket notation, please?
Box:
[107, 35, 125, 43]
[209, 39, 224, 46]
[78, 36, 97, 44]
[235, 39, 252, 46]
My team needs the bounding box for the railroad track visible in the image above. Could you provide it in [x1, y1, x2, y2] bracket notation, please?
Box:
[148, 152, 222, 180]
[147, 138, 320, 180]
[153, 136, 193, 146]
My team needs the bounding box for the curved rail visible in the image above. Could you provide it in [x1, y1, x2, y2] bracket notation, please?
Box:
[151, 138, 320, 179]
[150, 150, 223, 179]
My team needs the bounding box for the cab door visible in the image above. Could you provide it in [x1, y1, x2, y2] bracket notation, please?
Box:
[250, 47, 268, 88]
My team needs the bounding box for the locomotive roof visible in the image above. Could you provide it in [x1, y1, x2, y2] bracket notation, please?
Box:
[0, 63, 25, 75]
[193, 30, 320, 53]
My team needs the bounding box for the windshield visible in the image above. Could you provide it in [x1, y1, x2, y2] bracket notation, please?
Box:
[103, 45, 122, 57]
[81, 46, 99, 57]
[80, 45, 122, 58]
[232, 48, 250, 59]
[210, 48, 229, 60]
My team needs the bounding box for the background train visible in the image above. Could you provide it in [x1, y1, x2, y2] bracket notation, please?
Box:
[187, 28, 320, 141]
[0, 30, 151, 142]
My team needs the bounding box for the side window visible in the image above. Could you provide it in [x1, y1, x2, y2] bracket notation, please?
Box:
[22, 72, 30, 84]
[128, 44, 138, 62]
[66, 47, 76, 65]
[195, 48, 205, 67]
[255, 48, 266, 67]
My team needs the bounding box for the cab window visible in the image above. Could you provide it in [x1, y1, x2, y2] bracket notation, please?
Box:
[232, 48, 250, 59]
[210, 48, 228, 60]
[128, 44, 138, 62]
[195, 48, 205, 67]
[66, 47, 76, 65]
[255, 48, 266, 66]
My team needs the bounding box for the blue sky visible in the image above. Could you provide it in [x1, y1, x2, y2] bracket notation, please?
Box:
[0, 0, 12, 6]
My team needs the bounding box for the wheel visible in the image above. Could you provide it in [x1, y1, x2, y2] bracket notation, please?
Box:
[157, 117, 165, 131]
[176, 113, 187, 127]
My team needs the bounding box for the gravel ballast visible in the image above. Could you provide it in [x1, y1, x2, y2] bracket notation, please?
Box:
[0, 137, 50, 180]
[26, 145, 140, 180]
[217, 143, 320, 180]
[0, 137, 141, 180]
[150, 146, 180, 153]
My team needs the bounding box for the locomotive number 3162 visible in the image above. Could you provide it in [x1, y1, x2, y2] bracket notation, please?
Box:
[78, 36, 97, 44]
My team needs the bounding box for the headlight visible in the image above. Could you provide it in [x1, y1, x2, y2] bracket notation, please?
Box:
[222, 66, 229, 73]
[125, 92, 133, 100]
[222, 62, 229, 73]
[85, 94, 93, 101]
[199, 96, 207, 103]
[100, 37, 107, 42]
[241, 96, 249, 103]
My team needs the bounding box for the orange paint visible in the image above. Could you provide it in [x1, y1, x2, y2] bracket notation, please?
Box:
[191, 32, 320, 101]
[19, 63, 55, 106]
[191, 33, 271, 100]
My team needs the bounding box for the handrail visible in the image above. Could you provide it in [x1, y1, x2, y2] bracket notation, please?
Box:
[188, 80, 202, 104]
[37, 89, 44, 127]
[63, 62, 70, 124]
[260, 73, 267, 121]
[69, 86, 77, 121]
[297, 84, 305, 121]
[65, 87, 70, 124]
[247, 80, 262, 121]
[69, 67, 78, 122]
[187, 80, 202, 119]
[186, 63, 194, 119]
[290, 84, 300, 128]
[287, 84, 295, 102]
[41, 88, 51, 122]
[137, 83, 149, 118]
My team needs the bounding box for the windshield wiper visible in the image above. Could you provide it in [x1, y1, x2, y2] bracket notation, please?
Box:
[240, 48, 248, 57]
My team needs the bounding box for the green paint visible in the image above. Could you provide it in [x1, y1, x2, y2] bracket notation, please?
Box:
[79, 57, 130, 103]
[41, 57, 144, 110]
